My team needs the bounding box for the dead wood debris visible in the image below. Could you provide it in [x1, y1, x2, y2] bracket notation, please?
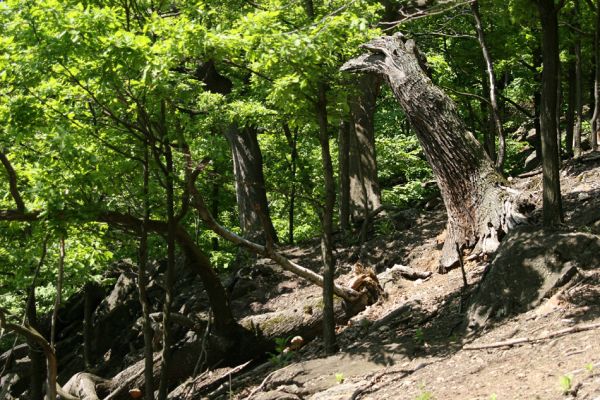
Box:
[463, 322, 600, 350]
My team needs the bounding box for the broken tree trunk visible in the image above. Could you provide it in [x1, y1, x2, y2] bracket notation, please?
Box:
[341, 33, 529, 269]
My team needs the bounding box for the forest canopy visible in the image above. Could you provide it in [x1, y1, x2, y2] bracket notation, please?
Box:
[1, 0, 600, 397]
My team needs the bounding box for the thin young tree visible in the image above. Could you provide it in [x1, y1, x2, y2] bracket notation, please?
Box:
[471, 0, 506, 170]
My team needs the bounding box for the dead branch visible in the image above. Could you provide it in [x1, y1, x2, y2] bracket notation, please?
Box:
[0, 309, 58, 400]
[463, 322, 600, 350]
[187, 180, 361, 302]
[170, 360, 254, 399]
[0, 151, 26, 212]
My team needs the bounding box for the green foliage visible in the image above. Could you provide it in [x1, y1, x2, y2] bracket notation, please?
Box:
[559, 374, 573, 394]
[335, 372, 345, 384]
[0, 0, 596, 338]
[268, 336, 294, 366]
[415, 388, 434, 400]
[413, 328, 426, 346]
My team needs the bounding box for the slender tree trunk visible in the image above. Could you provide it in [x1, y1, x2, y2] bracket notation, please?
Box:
[316, 82, 337, 354]
[566, 47, 576, 158]
[592, 0, 600, 150]
[83, 283, 94, 370]
[138, 145, 154, 400]
[338, 120, 351, 234]
[50, 236, 65, 348]
[480, 76, 496, 161]
[158, 141, 175, 400]
[303, 0, 314, 19]
[471, 0, 506, 170]
[574, 3, 584, 158]
[225, 125, 278, 244]
[26, 289, 45, 400]
[283, 124, 299, 243]
[342, 34, 529, 269]
[533, 48, 543, 161]
[26, 236, 48, 400]
[348, 74, 382, 223]
[210, 182, 220, 250]
[535, 0, 564, 226]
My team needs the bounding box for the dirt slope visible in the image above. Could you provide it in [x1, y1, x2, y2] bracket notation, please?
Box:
[225, 154, 600, 400]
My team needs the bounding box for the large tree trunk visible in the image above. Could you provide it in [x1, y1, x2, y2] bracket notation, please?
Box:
[535, 0, 564, 226]
[342, 34, 529, 269]
[224, 125, 278, 244]
[348, 73, 383, 223]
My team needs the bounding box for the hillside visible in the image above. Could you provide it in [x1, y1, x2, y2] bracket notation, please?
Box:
[3, 153, 600, 400]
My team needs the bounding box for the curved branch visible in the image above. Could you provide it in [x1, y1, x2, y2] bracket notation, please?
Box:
[187, 181, 360, 302]
[0, 309, 58, 400]
[0, 151, 26, 212]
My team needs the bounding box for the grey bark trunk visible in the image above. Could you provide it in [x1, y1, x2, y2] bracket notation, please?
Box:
[342, 34, 528, 269]
[471, 0, 505, 171]
[225, 125, 278, 244]
[348, 73, 382, 223]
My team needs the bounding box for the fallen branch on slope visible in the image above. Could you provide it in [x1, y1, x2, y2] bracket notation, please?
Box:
[463, 322, 600, 350]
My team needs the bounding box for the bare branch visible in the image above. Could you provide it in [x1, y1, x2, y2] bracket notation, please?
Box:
[186, 173, 360, 302]
[0, 151, 26, 212]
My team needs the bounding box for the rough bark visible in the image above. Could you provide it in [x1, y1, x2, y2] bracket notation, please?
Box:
[534, 0, 564, 226]
[224, 125, 278, 244]
[348, 73, 383, 223]
[342, 34, 529, 269]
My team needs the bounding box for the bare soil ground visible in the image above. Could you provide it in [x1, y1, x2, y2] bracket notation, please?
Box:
[220, 153, 600, 400]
